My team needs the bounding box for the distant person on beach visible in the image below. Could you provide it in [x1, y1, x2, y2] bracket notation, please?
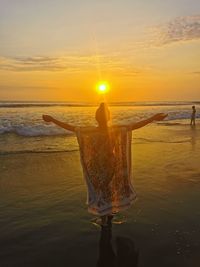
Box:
[43, 103, 167, 226]
[190, 105, 196, 126]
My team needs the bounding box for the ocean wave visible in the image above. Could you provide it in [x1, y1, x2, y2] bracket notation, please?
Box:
[0, 137, 193, 156]
[0, 125, 73, 137]
[0, 149, 79, 156]
[134, 137, 192, 144]
[0, 119, 199, 137]
[0, 101, 199, 108]
[0, 114, 199, 137]
[111, 101, 200, 107]
[0, 102, 93, 108]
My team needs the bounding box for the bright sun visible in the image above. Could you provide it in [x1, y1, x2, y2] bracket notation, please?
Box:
[96, 81, 110, 94]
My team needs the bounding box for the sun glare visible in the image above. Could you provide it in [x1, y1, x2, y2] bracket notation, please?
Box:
[96, 81, 110, 94]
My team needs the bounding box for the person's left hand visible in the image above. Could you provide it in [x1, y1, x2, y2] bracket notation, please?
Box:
[42, 115, 53, 122]
[152, 113, 168, 121]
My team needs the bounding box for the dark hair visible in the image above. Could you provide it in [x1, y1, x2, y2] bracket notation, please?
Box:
[95, 103, 110, 125]
[192, 106, 195, 109]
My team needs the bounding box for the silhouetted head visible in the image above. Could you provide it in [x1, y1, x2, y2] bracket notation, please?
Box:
[192, 105, 195, 109]
[95, 103, 110, 127]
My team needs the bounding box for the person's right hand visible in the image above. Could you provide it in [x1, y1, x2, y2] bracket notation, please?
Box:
[42, 115, 53, 122]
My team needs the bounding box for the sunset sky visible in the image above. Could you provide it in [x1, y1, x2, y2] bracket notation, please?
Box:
[0, 0, 199, 102]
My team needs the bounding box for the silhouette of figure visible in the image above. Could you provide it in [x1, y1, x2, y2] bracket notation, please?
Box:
[97, 218, 115, 267]
[190, 105, 196, 126]
[97, 220, 139, 267]
[43, 103, 167, 225]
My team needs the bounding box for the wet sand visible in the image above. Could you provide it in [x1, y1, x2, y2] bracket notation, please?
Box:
[0, 124, 200, 266]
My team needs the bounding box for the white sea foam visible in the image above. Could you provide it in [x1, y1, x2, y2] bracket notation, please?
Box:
[0, 124, 72, 136]
[0, 102, 199, 137]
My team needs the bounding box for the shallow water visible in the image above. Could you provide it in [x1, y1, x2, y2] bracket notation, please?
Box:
[0, 121, 200, 266]
[0, 101, 199, 154]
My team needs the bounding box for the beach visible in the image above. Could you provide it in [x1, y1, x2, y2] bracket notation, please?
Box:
[0, 102, 200, 266]
[1, 0, 200, 265]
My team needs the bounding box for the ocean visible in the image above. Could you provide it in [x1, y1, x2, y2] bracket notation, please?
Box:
[0, 101, 199, 154]
[0, 101, 200, 267]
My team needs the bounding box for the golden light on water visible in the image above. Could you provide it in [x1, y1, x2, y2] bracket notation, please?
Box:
[96, 81, 110, 94]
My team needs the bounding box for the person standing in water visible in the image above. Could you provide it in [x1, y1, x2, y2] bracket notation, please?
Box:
[43, 103, 167, 226]
[190, 105, 196, 126]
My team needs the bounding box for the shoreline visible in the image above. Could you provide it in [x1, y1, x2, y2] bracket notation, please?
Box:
[0, 122, 200, 266]
[0, 119, 199, 155]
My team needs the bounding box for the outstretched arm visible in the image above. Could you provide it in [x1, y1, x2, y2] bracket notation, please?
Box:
[42, 115, 75, 132]
[127, 113, 168, 131]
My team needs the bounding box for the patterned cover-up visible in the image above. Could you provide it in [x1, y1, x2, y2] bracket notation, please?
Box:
[75, 126, 136, 216]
